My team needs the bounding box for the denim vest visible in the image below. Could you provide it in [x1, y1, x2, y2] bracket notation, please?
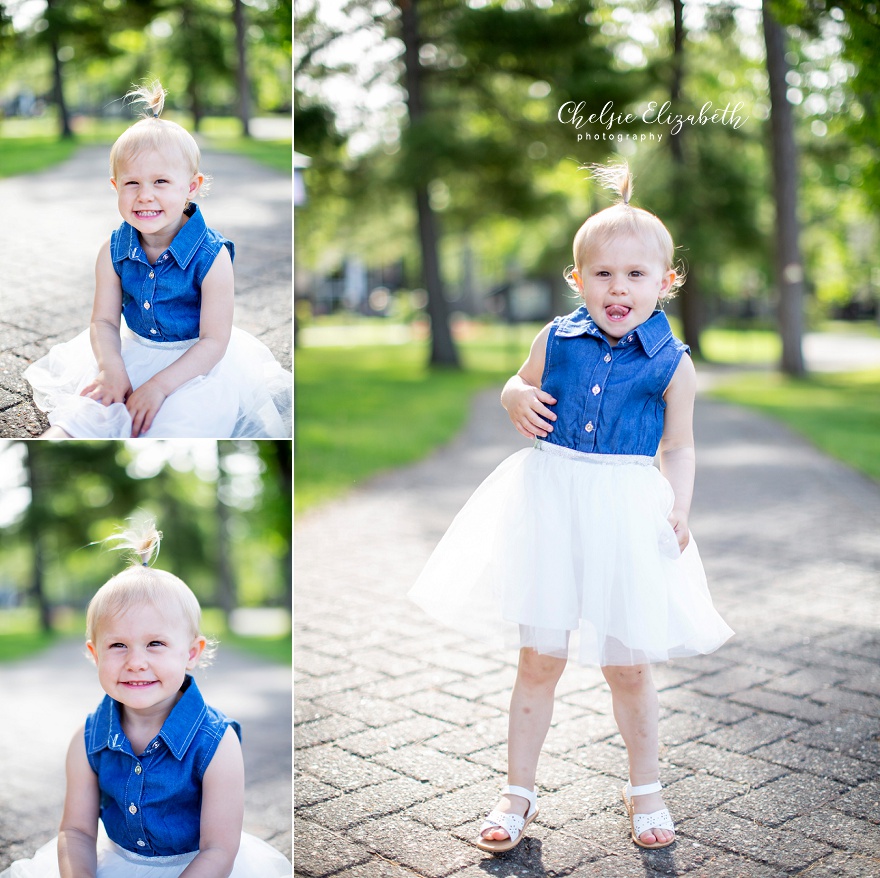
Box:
[110, 203, 235, 343]
[84, 675, 241, 856]
[540, 307, 689, 457]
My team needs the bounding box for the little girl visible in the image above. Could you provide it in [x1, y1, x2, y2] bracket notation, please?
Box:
[0, 519, 291, 878]
[410, 163, 733, 852]
[24, 80, 291, 440]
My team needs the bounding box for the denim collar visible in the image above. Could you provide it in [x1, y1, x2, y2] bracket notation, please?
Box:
[111, 203, 209, 270]
[86, 674, 209, 761]
[555, 306, 674, 357]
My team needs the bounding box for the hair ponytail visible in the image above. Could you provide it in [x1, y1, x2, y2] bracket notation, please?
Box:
[104, 515, 162, 567]
[125, 79, 167, 120]
[584, 161, 634, 206]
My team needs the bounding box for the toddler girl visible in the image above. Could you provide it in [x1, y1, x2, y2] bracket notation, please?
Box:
[0, 519, 291, 877]
[24, 80, 291, 439]
[410, 163, 733, 852]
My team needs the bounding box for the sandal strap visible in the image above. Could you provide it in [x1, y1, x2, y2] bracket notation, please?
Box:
[632, 808, 675, 837]
[480, 809, 525, 843]
[502, 784, 538, 815]
[626, 781, 663, 797]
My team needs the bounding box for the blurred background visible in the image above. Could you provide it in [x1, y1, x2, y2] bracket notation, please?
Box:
[0, 0, 292, 161]
[293, 0, 880, 512]
[0, 439, 292, 661]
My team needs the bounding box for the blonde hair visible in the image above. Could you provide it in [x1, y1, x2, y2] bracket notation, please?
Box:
[86, 516, 215, 666]
[109, 79, 209, 196]
[565, 162, 683, 297]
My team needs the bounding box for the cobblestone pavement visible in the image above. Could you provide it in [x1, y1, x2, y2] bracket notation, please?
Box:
[0, 145, 291, 437]
[0, 637, 291, 869]
[294, 377, 880, 878]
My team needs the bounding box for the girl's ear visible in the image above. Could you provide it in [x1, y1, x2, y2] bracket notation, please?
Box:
[110, 179, 118, 192]
[571, 270, 584, 292]
[86, 641, 99, 664]
[188, 173, 205, 196]
[659, 269, 676, 298]
[186, 635, 207, 669]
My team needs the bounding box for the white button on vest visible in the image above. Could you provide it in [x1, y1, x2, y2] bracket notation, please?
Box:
[585, 422, 594, 433]
[135, 764, 142, 775]
[149, 271, 155, 279]
[604, 354, 611, 363]
[129, 803, 137, 814]
[137, 840, 146, 847]
[150, 329, 157, 335]
[143, 302, 150, 310]
[592, 385, 601, 395]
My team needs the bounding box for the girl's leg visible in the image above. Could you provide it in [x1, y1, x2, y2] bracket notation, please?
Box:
[602, 663, 673, 846]
[41, 426, 72, 438]
[482, 648, 567, 842]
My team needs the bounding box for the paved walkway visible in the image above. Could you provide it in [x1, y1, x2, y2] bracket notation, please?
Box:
[294, 374, 880, 877]
[0, 638, 291, 869]
[0, 145, 291, 437]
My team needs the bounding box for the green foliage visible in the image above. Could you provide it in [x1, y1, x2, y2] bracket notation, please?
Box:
[711, 367, 880, 482]
[0, 441, 291, 625]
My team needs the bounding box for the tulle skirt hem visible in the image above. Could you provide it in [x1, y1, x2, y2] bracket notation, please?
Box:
[409, 443, 734, 667]
[0, 827, 291, 877]
[24, 324, 291, 439]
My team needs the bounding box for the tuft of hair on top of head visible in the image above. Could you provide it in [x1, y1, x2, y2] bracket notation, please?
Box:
[584, 160, 634, 206]
[104, 514, 162, 567]
[125, 79, 167, 120]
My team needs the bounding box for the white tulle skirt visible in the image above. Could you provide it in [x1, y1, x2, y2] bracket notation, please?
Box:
[0, 825, 291, 878]
[409, 441, 733, 667]
[23, 324, 291, 439]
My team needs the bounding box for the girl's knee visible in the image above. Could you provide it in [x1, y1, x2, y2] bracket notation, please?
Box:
[517, 648, 566, 688]
[602, 663, 654, 694]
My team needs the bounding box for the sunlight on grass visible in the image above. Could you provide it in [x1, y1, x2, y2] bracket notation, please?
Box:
[295, 323, 533, 514]
[711, 368, 880, 482]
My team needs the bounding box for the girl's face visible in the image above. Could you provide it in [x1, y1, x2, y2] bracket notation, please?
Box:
[111, 148, 204, 244]
[572, 234, 675, 346]
[87, 602, 206, 719]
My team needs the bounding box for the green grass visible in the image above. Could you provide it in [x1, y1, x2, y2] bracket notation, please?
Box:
[295, 323, 532, 513]
[711, 368, 880, 482]
[0, 607, 291, 665]
[0, 115, 291, 179]
[0, 135, 80, 177]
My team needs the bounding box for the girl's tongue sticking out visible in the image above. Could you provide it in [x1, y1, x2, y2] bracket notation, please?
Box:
[606, 305, 631, 321]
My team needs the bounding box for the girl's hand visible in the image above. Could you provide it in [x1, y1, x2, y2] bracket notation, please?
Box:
[668, 509, 690, 552]
[80, 369, 132, 406]
[126, 380, 168, 438]
[504, 382, 558, 440]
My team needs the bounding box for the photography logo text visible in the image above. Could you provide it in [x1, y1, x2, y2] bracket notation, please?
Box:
[558, 100, 750, 143]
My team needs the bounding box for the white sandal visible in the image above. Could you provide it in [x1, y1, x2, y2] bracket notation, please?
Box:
[474, 785, 539, 853]
[621, 781, 675, 849]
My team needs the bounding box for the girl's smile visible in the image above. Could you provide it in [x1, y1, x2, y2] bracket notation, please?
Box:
[87, 602, 206, 723]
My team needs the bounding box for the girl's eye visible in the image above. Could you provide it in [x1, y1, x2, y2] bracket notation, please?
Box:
[110, 642, 126, 649]
[149, 641, 165, 647]
[155, 179, 168, 184]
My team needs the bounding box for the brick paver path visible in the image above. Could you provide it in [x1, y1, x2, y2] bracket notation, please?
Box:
[294, 381, 880, 878]
[0, 638, 291, 869]
[0, 146, 291, 437]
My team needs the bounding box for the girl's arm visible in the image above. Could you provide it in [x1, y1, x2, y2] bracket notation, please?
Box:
[57, 727, 100, 878]
[80, 240, 132, 406]
[658, 354, 698, 552]
[125, 246, 234, 438]
[501, 322, 557, 439]
[179, 726, 245, 878]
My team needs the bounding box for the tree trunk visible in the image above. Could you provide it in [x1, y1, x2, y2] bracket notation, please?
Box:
[23, 443, 52, 633]
[762, 1, 806, 376]
[272, 440, 292, 610]
[181, 0, 204, 131]
[669, 0, 704, 356]
[215, 443, 237, 620]
[399, 0, 460, 368]
[46, 0, 72, 139]
[233, 0, 251, 138]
